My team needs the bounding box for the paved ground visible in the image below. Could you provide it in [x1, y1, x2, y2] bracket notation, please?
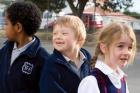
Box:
[0, 30, 140, 93]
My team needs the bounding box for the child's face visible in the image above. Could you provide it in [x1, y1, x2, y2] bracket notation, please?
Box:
[53, 25, 78, 53]
[106, 34, 133, 69]
[4, 17, 18, 41]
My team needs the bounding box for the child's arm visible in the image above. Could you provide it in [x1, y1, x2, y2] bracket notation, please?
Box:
[40, 61, 66, 93]
[78, 75, 100, 93]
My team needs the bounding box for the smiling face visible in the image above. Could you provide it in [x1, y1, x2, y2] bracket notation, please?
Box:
[53, 25, 78, 54]
[105, 34, 133, 69]
[92, 23, 137, 70]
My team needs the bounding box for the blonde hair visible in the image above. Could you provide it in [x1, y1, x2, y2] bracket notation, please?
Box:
[91, 22, 137, 69]
[53, 15, 86, 47]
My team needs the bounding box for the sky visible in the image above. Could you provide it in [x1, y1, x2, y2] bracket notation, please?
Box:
[129, 0, 140, 13]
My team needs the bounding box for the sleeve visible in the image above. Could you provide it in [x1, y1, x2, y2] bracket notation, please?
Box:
[39, 61, 66, 93]
[78, 75, 100, 93]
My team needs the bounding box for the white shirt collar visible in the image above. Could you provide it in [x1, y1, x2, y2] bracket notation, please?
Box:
[63, 51, 86, 62]
[63, 51, 86, 69]
[95, 60, 126, 79]
[95, 60, 127, 88]
[11, 37, 35, 65]
[13, 37, 35, 51]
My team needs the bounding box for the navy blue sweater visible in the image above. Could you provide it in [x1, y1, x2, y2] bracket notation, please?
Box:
[91, 68, 126, 93]
[0, 36, 49, 93]
[40, 49, 91, 93]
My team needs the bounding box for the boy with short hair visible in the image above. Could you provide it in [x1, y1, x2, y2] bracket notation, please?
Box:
[40, 15, 91, 93]
[0, 1, 49, 93]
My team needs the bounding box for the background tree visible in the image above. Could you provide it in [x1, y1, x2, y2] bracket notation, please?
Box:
[25, 0, 66, 13]
[100, 0, 133, 12]
[24, 0, 134, 18]
[25, 0, 49, 12]
[124, 10, 140, 19]
[0, 0, 11, 5]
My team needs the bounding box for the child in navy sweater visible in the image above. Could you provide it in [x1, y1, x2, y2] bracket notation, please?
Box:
[40, 15, 91, 93]
[78, 23, 137, 93]
[0, 1, 49, 93]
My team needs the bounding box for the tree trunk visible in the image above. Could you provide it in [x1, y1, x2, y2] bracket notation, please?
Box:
[67, 0, 88, 18]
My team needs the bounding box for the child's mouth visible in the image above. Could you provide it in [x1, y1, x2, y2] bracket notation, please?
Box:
[120, 58, 128, 61]
[56, 42, 64, 45]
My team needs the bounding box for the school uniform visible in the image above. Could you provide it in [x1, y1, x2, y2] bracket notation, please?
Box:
[78, 60, 129, 93]
[0, 36, 49, 93]
[40, 48, 91, 93]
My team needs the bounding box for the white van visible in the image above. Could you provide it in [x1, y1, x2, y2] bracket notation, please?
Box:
[40, 10, 65, 30]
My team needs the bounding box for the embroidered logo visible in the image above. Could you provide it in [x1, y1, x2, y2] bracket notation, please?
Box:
[22, 62, 34, 75]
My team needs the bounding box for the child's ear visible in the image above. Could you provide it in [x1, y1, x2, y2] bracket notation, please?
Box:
[100, 43, 107, 54]
[77, 37, 84, 47]
[15, 22, 23, 33]
[77, 37, 83, 42]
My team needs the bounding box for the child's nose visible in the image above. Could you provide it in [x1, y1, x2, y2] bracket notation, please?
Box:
[122, 48, 131, 55]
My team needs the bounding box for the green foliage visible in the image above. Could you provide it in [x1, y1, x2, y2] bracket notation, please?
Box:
[25, 0, 66, 13]
[123, 10, 140, 19]
[48, 0, 66, 13]
[99, 0, 133, 12]
[25, 0, 48, 11]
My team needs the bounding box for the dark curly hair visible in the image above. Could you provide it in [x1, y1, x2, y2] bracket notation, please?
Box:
[5, 1, 41, 36]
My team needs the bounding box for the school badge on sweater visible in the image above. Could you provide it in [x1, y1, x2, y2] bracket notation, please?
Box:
[22, 62, 34, 75]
